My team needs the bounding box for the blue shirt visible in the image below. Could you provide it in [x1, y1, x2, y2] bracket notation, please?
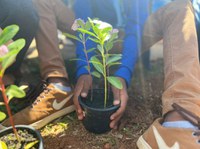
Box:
[73, 0, 200, 86]
[151, 0, 172, 12]
[73, 0, 150, 86]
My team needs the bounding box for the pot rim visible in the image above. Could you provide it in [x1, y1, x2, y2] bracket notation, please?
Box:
[78, 96, 120, 112]
[0, 125, 40, 134]
[0, 125, 43, 148]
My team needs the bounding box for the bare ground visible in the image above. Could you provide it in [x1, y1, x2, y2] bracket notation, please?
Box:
[15, 41, 164, 149]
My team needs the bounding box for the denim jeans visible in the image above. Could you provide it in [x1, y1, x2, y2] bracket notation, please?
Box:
[0, 0, 39, 73]
[142, 0, 200, 116]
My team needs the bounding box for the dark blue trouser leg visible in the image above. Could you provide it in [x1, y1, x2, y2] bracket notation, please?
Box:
[142, 50, 151, 70]
[0, 0, 39, 73]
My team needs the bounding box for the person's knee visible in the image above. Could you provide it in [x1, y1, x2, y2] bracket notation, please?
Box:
[0, 0, 39, 31]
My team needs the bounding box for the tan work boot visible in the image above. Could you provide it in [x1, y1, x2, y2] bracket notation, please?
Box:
[1, 84, 75, 129]
[137, 118, 200, 149]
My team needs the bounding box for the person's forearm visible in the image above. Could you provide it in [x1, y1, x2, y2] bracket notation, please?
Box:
[115, 0, 150, 86]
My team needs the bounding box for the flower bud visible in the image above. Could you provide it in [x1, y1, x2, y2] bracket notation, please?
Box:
[71, 19, 85, 31]
[0, 45, 8, 57]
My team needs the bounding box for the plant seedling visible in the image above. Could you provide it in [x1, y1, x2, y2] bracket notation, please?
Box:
[0, 25, 38, 149]
[65, 18, 123, 107]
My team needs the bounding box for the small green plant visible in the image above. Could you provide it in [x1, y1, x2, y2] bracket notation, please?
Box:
[65, 18, 123, 107]
[0, 25, 26, 141]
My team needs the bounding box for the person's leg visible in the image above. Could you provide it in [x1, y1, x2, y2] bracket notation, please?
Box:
[137, 0, 200, 148]
[0, 0, 75, 129]
[0, 0, 39, 84]
[143, 0, 200, 116]
[32, 0, 74, 84]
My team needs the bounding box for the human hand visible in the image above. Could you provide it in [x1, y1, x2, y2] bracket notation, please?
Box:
[110, 77, 129, 129]
[73, 74, 92, 120]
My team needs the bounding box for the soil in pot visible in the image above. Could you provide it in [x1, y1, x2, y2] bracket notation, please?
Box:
[0, 125, 43, 149]
[79, 89, 120, 134]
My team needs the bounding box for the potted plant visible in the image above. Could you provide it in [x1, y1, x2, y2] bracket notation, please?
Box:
[65, 18, 123, 134]
[0, 25, 43, 149]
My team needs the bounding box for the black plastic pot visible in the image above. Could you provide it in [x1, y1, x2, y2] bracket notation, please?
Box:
[0, 125, 44, 149]
[79, 89, 120, 134]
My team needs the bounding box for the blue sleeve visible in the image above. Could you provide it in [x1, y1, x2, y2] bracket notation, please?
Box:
[73, 0, 117, 79]
[73, 0, 94, 78]
[115, 0, 150, 86]
[151, 0, 172, 12]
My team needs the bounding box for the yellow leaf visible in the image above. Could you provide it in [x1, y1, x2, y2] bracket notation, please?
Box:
[24, 141, 38, 149]
[0, 141, 8, 149]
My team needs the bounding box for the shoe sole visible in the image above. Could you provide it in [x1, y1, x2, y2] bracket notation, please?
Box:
[137, 136, 152, 149]
[30, 105, 75, 129]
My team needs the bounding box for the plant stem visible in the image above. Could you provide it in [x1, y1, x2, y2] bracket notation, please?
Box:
[0, 77, 20, 141]
[82, 33, 93, 100]
[105, 46, 110, 101]
[101, 44, 107, 108]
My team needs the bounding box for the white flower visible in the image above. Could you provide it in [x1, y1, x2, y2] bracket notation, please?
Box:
[110, 29, 119, 34]
[92, 19, 112, 30]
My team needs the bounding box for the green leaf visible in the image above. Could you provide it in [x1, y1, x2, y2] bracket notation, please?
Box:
[108, 62, 121, 67]
[63, 33, 81, 42]
[0, 25, 19, 45]
[109, 32, 118, 42]
[88, 37, 100, 44]
[90, 56, 104, 75]
[85, 21, 91, 30]
[88, 17, 95, 28]
[0, 39, 25, 63]
[97, 45, 103, 53]
[102, 27, 112, 34]
[106, 55, 122, 65]
[92, 63, 103, 74]
[91, 71, 101, 78]
[19, 85, 28, 91]
[77, 28, 97, 38]
[107, 76, 123, 89]
[0, 112, 6, 122]
[76, 19, 85, 28]
[86, 48, 96, 53]
[0, 39, 25, 70]
[92, 25, 100, 36]
[0, 47, 23, 75]
[6, 85, 26, 101]
[84, 65, 90, 72]
[0, 52, 17, 76]
[0, 54, 7, 63]
[7, 38, 25, 52]
[88, 18, 101, 37]
[79, 33, 83, 40]
[104, 42, 113, 51]
[0, 141, 8, 149]
[90, 56, 102, 64]
[24, 141, 39, 149]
